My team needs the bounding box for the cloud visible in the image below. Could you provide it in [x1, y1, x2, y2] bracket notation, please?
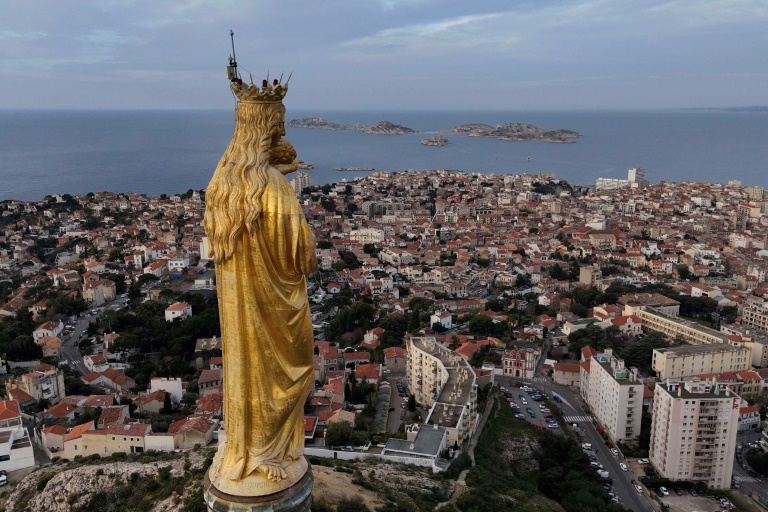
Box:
[0, 30, 46, 40]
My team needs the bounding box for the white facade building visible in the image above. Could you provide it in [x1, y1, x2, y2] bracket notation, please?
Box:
[649, 380, 739, 489]
[583, 349, 644, 442]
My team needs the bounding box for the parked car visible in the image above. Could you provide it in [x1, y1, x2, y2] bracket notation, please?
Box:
[619, 463, 628, 472]
[611, 448, 619, 457]
[635, 484, 644, 494]
[659, 486, 669, 496]
[638, 458, 649, 464]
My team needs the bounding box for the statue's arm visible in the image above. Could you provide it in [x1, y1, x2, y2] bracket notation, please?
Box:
[275, 159, 302, 176]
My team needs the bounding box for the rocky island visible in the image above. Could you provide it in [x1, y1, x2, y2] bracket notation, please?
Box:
[287, 117, 416, 135]
[451, 123, 580, 143]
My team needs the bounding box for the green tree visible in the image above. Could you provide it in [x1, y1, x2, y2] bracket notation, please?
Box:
[325, 420, 353, 448]
[468, 315, 494, 336]
[163, 392, 173, 415]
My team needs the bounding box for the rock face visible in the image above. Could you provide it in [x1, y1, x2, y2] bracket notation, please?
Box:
[0, 451, 211, 512]
[287, 118, 416, 135]
[451, 123, 580, 143]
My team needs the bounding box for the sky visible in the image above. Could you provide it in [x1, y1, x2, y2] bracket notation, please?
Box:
[1, 0, 766, 110]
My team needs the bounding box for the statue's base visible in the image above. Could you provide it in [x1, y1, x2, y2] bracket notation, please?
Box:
[204, 465, 313, 512]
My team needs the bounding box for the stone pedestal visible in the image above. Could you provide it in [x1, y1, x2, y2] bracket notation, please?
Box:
[204, 465, 313, 512]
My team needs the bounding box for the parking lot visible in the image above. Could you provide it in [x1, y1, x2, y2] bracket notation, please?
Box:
[659, 494, 728, 512]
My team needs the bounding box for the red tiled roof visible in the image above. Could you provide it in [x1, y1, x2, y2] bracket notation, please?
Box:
[46, 402, 76, 419]
[65, 421, 95, 441]
[0, 400, 21, 421]
[42, 424, 68, 436]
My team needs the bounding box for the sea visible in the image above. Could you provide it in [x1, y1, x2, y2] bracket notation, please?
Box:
[0, 108, 767, 202]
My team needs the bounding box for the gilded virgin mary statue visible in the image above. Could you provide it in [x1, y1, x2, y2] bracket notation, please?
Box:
[203, 73, 317, 501]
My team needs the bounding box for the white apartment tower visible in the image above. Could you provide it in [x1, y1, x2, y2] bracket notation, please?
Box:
[290, 171, 312, 196]
[649, 380, 739, 489]
[583, 349, 644, 442]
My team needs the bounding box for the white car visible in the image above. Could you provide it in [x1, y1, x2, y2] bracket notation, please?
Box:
[634, 484, 643, 494]
[620, 463, 628, 472]
[659, 486, 669, 496]
[611, 448, 619, 457]
[638, 458, 649, 464]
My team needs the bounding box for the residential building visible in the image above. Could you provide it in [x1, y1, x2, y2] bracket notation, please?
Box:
[0, 400, 35, 472]
[652, 344, 751, 380]
[649, 379, 739, 489]
[582, 349, 643, 442]
[634, 308, 729, 345]
[165, 302, 192, 322]
[5, 366, 66, 405]
[407, 336, 478, 447]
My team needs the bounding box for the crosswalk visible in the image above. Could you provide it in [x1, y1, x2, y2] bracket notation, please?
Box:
[532, 376, 549, 382]
[733, 475, 761, 483]
[563, 415, 591, 423]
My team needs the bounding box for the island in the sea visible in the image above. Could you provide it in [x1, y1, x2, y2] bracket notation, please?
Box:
[451, 123, 580, 143]
[288, 118, 579, 143]
[287, 118, 416, 135]
[421, 134, 450, 146]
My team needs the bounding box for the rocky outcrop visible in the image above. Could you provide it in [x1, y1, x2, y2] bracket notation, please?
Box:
[1, 451, 212, 512]
[451, 123, 580, 143]
[287, 118, 416, 135]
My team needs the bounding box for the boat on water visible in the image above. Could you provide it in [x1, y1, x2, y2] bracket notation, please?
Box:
[334, 167, 375, 171]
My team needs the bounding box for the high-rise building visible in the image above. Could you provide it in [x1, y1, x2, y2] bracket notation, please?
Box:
[581, 349, 644, 442]
[290, 171, 312, 195]
[649, 380, 739, 489]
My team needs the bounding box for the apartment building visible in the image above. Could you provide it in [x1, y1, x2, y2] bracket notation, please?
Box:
[721, 324, 768, 367]
[649, 380, 739, 489]
[581, 349, 644, 442]
[5, 367, 66, 405]
[652, 343, 751, 380]
[618, 293, 681, 317]
[407, 336, 478, 447]
[634, 308, 729, 345]
[742, 304, 768, 332]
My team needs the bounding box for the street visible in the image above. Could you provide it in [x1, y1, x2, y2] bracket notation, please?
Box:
[498, 374, 654, 512]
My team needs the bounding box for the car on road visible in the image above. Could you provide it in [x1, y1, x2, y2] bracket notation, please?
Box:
[619, 463, 628, 472]
[611, 448, 619, 457]
[634, 484, 644, 494]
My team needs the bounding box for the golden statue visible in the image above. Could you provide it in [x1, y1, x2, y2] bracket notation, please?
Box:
[203, 75, 317, 499]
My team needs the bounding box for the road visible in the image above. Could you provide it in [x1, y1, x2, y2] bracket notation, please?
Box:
[498, 375, 654, 512]
[734, 430, 768, 503]
[60, 296, 130, 376]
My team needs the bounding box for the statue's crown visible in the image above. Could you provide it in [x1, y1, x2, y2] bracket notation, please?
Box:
[231, 79, 288, 103]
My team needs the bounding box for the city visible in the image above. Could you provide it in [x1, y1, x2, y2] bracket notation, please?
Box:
[0, 168, 767, 510]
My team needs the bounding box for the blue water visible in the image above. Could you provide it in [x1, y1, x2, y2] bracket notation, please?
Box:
[0, 109, 766, 201]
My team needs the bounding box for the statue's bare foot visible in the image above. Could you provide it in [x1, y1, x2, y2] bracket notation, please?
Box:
[257, 463, 287, 482]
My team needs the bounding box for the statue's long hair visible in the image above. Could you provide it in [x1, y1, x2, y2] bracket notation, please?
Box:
[203, 102, 285, 262]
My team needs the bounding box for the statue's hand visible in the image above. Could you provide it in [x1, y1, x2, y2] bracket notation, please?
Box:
[275, 159, 302, 176]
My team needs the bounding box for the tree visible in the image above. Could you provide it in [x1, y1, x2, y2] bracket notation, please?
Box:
[325, 420, 353, 448]
[619, 331, 668, 372]
[468, 315, 494, 336]
[163, 392, 173, 415]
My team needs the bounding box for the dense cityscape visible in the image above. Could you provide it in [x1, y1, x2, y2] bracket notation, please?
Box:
[0, 167, 766, 510]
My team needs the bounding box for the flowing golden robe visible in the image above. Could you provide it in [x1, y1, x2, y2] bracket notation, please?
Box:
[204, 100, 317, 495]
[217, 166, 317, 478]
